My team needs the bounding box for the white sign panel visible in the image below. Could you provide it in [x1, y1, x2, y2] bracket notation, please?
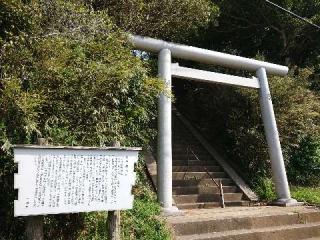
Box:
[14, 146, 140, 217]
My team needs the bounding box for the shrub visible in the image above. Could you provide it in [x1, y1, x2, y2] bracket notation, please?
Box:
[288, 136, 320, 186]
[121, 156, 171, 240]
[0, 1, 164, 239]
[88, 0, 219, 43]
[254, 177, 276, 201]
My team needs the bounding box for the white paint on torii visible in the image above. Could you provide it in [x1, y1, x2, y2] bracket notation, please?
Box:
[130, 35, 298, 214]
[171, 63, 260, 89]
[130, 35, 288, 76]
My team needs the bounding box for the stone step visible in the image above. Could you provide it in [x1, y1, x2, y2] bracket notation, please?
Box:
[173, 160, 217, 166]
[173, 148, 206, 154]
[173, 151, 207, 156]
[173, 178, 234, 187]
[173, 154, 213, 160]
[150, 175, 231, 187]
[173, 147, 208, 152]
[173, 137, 198, 141]
[172, 166, 221, 172]
[173, 150, 208, 156]
[173, 146, 205, 151]
[169, 207, 320, 236]
[173, 186, 239, 195]
[172, 141, 202, 148]
[176, 201, 250, 210]
[173, 139, 195, 143]
[173, 193, 244, 204]
[173, 138, 197, 143]
[173, 172, 227, 180]
[175, 222, 320, 240]
[173, 134, 196, 138]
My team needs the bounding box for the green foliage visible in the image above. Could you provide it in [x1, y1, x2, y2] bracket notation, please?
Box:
[121, 198, 171, 240]
[309, 65, 320, 94]
[0, 1, 37, 43]
[179, 0, 320, 192]
[254, 178, 276, 201]
[288, 136, 320, 186]
[0, 1, 165, 239]
[0, 0, 164, 147]
[254, 182, 320, 204]
[291, 186, 320, 205]
[121, 156, 171, 240]
[268, 74, 320, 149]
[88, 0, 219, 43]
[43, 213, 86, 240]
[197, 0, 320, 67]
[77, 212, 107, 240]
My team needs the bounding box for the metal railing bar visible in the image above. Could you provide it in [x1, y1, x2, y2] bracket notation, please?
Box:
[187, 146, 225, 208]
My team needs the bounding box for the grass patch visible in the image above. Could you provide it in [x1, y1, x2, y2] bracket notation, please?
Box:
[291, 186, 320, 205]
[77, 212, 107, 240]
[120, 155, 172, 239]
[253, 178, 320, 206]
[77, 193, 171, 240]
[253, 177, 276, 201]
[121, 194, 171, 240]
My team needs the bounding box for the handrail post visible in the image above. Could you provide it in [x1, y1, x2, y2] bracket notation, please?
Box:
[157, 49, 179, 214]
[257, 67, 297, 206]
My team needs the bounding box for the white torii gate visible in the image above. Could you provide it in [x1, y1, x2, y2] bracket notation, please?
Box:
[130, 35, 298, 213]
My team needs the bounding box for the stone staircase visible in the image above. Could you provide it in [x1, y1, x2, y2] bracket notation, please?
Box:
[171, 110, 253, 209]
[167, 206, 320, 239]
[144, 109, 320, 239]
[145, 108, 257, 208]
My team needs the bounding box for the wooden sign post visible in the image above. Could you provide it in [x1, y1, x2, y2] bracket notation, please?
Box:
[107, 141, 121, 240]
[25, 138, 46, 240]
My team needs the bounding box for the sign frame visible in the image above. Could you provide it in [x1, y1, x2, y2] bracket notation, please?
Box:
[14, 145, 141, 217]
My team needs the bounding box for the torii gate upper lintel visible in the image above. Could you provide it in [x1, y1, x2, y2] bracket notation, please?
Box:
[130, 35, 298, 213]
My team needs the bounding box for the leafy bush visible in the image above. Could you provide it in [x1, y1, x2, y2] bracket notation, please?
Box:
[254, 178, 276, 201]
[88, 0, 219, 43]
[0, 1, 165, 239]
[1, 2, 164, 147]
[288, 136, 320, 186]
[121, 198, 171, 240]
[195, 0, 320, 67]
[0, 1, 36, 43]
[120, 156, 171, 240]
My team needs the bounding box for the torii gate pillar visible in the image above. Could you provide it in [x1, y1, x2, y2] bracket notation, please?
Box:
[157, 49, 179, 214]
[257, 67, 298, 206]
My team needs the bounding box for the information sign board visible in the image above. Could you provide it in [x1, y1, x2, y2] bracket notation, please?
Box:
[14, 146, 140, 217]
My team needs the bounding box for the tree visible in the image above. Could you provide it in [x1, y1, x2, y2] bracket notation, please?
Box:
[88, 0, 219, 43]
[197, 0, 320, 67]
[0, 1, 164, 238]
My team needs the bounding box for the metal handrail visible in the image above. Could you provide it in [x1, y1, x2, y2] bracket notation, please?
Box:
[187, 146, 225, 208]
